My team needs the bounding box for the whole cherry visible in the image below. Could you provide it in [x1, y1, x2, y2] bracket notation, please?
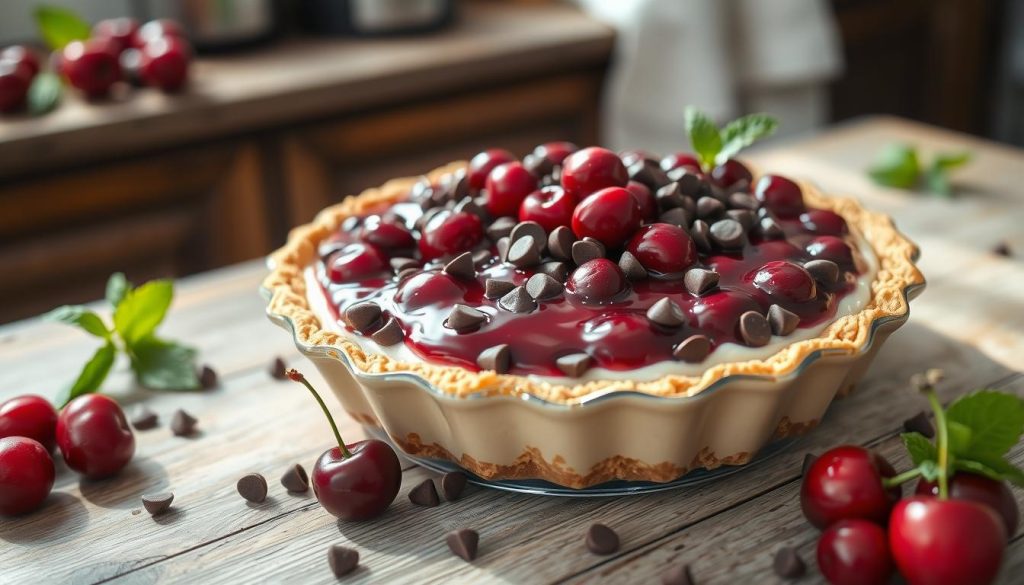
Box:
[689, 289, 760, 340]
[484, 161, 537, 218]
[92, 17, 140, 54]
[287, 370, 401, 521]
[358, 215, 415, 252]
[801, 209, 848, 236]
[133, 19, 186, 48]
[626, 223, 696, 276]
[916, 473, 1019, 537]
[660, 152, 702, 173]
[571, 186, 642, 249]
[817, 519, 892, 585]
[61, 39, 121, 99]
[561, 146, 628, 200]
[327, 243, 390, 283]
[418, 210, 484, 261]
[806, 236, 855, 267]
[56, 394, 135, 479]
[533, 141, 578, 165]
[710, 159, 753, 190]
[1, 45, 40, 78]
[0, 395, 58, 451]
[755, 175, 806, 219]
[750, 260, 817, 304]
[468, 148, 515, 190]
[518, 185, 576, 232]
[139, 36, 191, 92]
[0, 60, 31, 113]
[800, 445, 901, 529]
[567, 258, 627, 303]
[625, 180, 658, 222]
[0, 437, 55, 516]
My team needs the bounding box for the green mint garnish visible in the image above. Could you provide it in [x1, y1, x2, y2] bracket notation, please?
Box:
[868, 143, 971, 196]
[34, 5, 91, 51]
[684, 106, 778, 172]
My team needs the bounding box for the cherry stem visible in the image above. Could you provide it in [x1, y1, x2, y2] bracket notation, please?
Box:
[882, 467, 923, 489]
[925, 387, 950, 499]
[287, 369, 352, 458]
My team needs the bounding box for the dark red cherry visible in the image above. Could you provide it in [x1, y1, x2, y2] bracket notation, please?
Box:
[133, 19, 185, 48]
[327, 242, 389, 283]
[619, 149, 656, 167]
[0, 437, 54, 516]
[626, 223, 697, 276]
[468, 148, 515, 190]
[396, 272, 464, 311]
[801, 209, 848, 236]
[484, 162, 538, 218]
[1, 45, 40, 78]
[533, 141, 578, 165]
[561, 147, 628, 200]
[806, 236, 854, 266]
[711, 159, 753, 189]
[567, 259, 627, 302]
[518, 185, 577, 232]
[418, 211, 484, 261]
[817, 519, 893, 585]
[750, 260, 817, 303]
[92, 17, 140, 53]
[359, 215, 414, 251]
[571, 187, 642, 249]
[755, 175, 806, 218]
[57, 394, 135, 479]
[61, 39, 121, 98]
[800, 445, 900, 529]
[0, 395, 58, 452]
[916, 473, 1019, 537]
[625, 180, 658, 222]
[0, 61, 31, 113]
[660, 152, 702, 173]
[689, 289, 760, 340]
[139, 35, 191, 92]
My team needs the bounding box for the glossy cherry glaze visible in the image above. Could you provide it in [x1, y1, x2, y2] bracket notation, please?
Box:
[0, 437, 55, 516]
[800, 445, 901, 529]
[0, 395, 58, 451]
[56, 394, 135, 479]
[916, 473, 1019, 537]
[312, 440, 403, 521]
[816, 519, 892, 585]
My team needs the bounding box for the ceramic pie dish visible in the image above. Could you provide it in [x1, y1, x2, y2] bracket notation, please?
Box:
[262, 145, 924, 489]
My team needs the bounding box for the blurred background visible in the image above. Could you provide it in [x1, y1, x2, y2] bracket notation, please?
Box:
[0, 0, 1019, 323]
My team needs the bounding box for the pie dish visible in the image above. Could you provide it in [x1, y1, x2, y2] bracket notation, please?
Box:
[263, 144, 924, 489]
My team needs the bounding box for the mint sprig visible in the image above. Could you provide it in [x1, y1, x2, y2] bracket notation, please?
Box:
[44, 273, 200, 406]
[868, 143, 971, 197]
[34, 6, 91, 51]
[684, 107, 778, 172]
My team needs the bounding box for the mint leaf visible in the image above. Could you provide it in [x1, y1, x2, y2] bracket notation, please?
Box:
[34, 6, 90, 51]
[869, 144, 920, 189]
[27, 72, 62, 116]
[44, 305, 110, 339]
[106, 272, 131, 309]
[717, 114, 778, 164]
[946, 390, 1024, 460]
[933, 151, 971, 171]
[59, 342, 116, 406]
[902, 432, 937, 465]
[130, 336, 199, 391]
[685, 107, 721, 171]
[924, 166, 952, 197]
[114, 280, 174, 347]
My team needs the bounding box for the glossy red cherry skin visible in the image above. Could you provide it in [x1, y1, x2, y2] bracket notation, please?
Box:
[133, 19, 185, 48]
[418, 210, 484, 261]
[561, 147, 628, 200]
[572, 187, 642, 249]
[689, 289, 760, 339]
[801, 209, 848, 236]
[806, 236, 854, 266]
[711, 159, 753, 189]
[0, 437, 55, 516]
[660, 152, 702, 173]
[750, 260, 817, 303]
[626, 223, 697, 276]
[567, 259, 627, 302]
[484, 162, 538, 218]
[0, 60, 31, 113]
[327, 242, 389, 283]
[916, 473, 1019, 537]
[817, 519, 892, 585]
[62, 39, 122, 98]
[1, 45, 40, 77]
[57, 394, 135, 479]
[93, 18, 140, 54]
[359, 215, 414, 252]
[0, 395, 58, 452]
[139, 36, 191, 92]
[625, 180, 658, 222]
[518, 185, 576, 232]
[312, 439, 402, 521]
[890, 497, 1006, 585]
[396, 272, 464, 311]
[533, 141, 578, 165]
[800, 446, 900, 529]
[468, 148, 515, 190]
[755, 175, 806, 218]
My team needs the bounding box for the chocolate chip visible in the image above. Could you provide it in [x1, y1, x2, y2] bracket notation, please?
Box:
[673, 335, 711, 363]
[408, 478, 440, 507]
[805, 259, 839, 285]
[237, 473, 267, 503]
[619, 251, 648, 281]
[726, 209, 755, 231]
[444, 304, 488, 332]
[675, 170, 707, 198]
[507, 235, 542, 268]
[453, 197, 486, 220]
[130, 405, 158, 430]
[477, 344, 511, 373]
[371, 317, 404, 346]
[556, 353, 592, 376]
[199, 365, 218, 389]
[141, 492, 174, 516]
[728, 192, 759, 211]
[802, 453, 817, 476]
[767, 304, 800, 336]
[538, 261, 571, 282]
[659, 207, 692, 228]
[328, 545, 360, 577]
[709, 219, 747, 249]
[628, 159, 670, 190]
[903, 411, 935, 438]
[390, 257, 418, 273]
[526, 273, 563, 300]
[572, 239, 604, 265]
[397, 267, 420, 282]
[993, 241, 1013, 257]
[690, 220, 711, 252]
[443, 252, 476, 281]
[484, 278, 515, 300]
[344, 302, 382, 333]
[441, 472, 468, 501]
[498, 286, 537, 314]
[524, 152, 555, 177]
[280, 464, 309, 493]
[585, 523, 620, 555]
[739, 311, 771, 347]
[660, 564, 695, 585]
[270, 356, 288, 380]
[472, 248, 492, 267]
[486, 217, 517, 241]
[647, 298, 685, 327]
[656, 182, 687, 211]
[696, 196, 725, 220]
[759, 216, 785, 239]
[170, 409, 197, 437]
[773, 547, 806, 579]
[684, 268, 719, 296]
[510, 221, 546, 252]
[548, 226, 576, 261]
[446, 528, 479, 561]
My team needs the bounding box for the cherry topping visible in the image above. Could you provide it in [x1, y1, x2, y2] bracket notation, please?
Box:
[626, 223, 697, 276]
[689, 289, 760, 340]
[806, 236, 854, 266]
[139, 35, 191, 92]
[710, 159, 753, 189]
[56, 394, 135, 479]
[561, 147, 628, 200]
[567, 259, 627, 302]
[571, 187, 642, 249]
[801, 209, 848, 236]
[92, 18, 140, 53]
[916, 472, 1019, 536]
[1, 45, 40, 78]
[660, 152, 702, 173]
[396, 272, 465, 311]
[133, 19, 185, 48]
[533, 141, 578, 165]
[468, 148, 515, 190]
[327, 243, 389, 283]
[0, 437, 54, 516]
[800, 445, 900, 529]
[61, 39, 121, 99]
[0, 61, 31, 113]
[583, 313, 660, 367]
[0, 395, 58, 452]
[755, 175, 806, 219]
[817, 519, 892, 585]
[518, 185, 577, 232]
[418, 211, 484, 261]
[625, 180, 658, 222]
[358, 215, 414, 251]
[484, 162, 538, 218]
[750, 261, 817, 303]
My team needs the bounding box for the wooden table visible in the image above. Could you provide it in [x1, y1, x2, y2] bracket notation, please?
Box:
[2, 117, 1022, 584]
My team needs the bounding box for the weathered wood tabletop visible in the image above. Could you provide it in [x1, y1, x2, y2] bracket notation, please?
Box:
[2, 117, 1022, 584]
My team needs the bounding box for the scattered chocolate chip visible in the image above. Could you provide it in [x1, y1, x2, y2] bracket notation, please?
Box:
[441, 472, 468, 501]
[690, 220, 712, 251]
[170, 409, 197, 437]
[524, 152, 555, 177]
[141, 492, 174, 516]
[507, 235, 542, 268]
[726, 209, 755, 231]
[270, 356, 288, 380]
[510, 221, 546, 251]
[526, 273, 563, 300]
[759, 216, 785, 239]
[390, 257, 418, 273]
[728, 192, 759, 211]
[484, 278, 516, 300]
[619, 251, 648, 281]
[130, 405, 158, 430]
[556, 353, 592, 377]
[443, 252, 476, 281]
[446, 528, 479, 561]
[585, 523, 620, 555]
[805, 259, 839, 285]
[344, 302, 382, 333]
[477, 344, 511, 373]
[486, 217, 516, 241]
[802, 453, 817, 476]
[767, 304, 800, 336]
[696, 196, 725, 220]
[709, 219, 747, 249]
[548, 226, 576, 261]
[281, 464, 309, 493]
[538, 261, 571, 282]
[453, 197, 486, 220]
[773, 547, 806, 579]
[628, 159, 670, 190]
[739, 311, 771, 347]
[993, 241, 1013, 257]
[676, 171, 707, 198]
[408, 478, 440, 507]
[684, 268, 719, 296]
[328, 545, 360, 577]
[498, 286, 537, 314]
[903, 411, 935, 438]
[371, 317, 404, 346]
[656, 182, 687, 211]
[417, 206, 444, 231]
[660, 564, 695, 585]
[659, 207, 691, 228]
[647, 298, 685, 327]
[472, 248, 493, 267]
[444, 304, 488, 333]
[572, 239, 604, 265]
[199, 365, 218, 389]
[397, 267, 420, 282]
[237, 473, 268, 503]
[673, 335, 711, 363]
